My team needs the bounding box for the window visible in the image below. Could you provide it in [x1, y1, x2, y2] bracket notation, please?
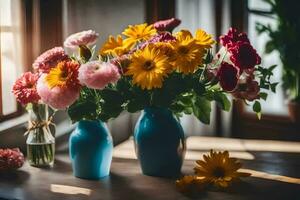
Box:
[231, 0, 298, 140]
[0, 0, 25, 121]
[246, 0, 288, 115]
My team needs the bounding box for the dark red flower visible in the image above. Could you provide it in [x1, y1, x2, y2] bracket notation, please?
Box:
[0, 148, 24, 170]
[153, 18, 181, 32]
[219, 28, 250, 47]
[233, 80, 260, 101]
[229, 42, 261, 70]
[217, 62, 240, 92]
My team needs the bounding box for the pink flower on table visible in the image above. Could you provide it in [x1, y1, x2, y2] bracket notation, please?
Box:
[12, 72, 40, 105]
[219, 28, 250, 48]
[32, 47, 69, 73]
[78, 61, 120, 89]
[217, 62, 240, 92]
[229, 42, 261, 70]
[0, 148, 24, 170]
[64, 30, 99, 49]
[153, 18, 181, 32]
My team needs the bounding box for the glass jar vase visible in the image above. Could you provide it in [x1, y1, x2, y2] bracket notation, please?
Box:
[26, 103, 55, 167]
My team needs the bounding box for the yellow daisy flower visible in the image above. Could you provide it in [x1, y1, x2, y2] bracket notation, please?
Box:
[176, 175, 207, 193]
[153, 42, 175, 60]
[122, 23, 157, 46]
[175, 29, 193, 41]
[172, 30, 205, 74]
[194, 150, 251, 188]
[45, 61, 80, 89]
[100, 35, 132, 57]
[195, 29, 215, 48]
[125, 45, 172, 90]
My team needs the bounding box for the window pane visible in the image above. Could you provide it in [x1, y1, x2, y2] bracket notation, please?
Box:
[175, 0, 220, 136]
[175, 0, 216, 36]
[0, 0, 24, 115]
[247, 0, 288, 115]
[63, 0, 145, 49]
[0, 0, 12, 26]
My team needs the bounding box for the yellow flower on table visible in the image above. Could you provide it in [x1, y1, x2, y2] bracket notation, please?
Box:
[194, 150, 251, 188]
[100, 35, 132, 57]
[122, 23, 157, 46]
[176, 175, 207, 193]
[172, 30, 205, 74]
[125, 45, 172, 90]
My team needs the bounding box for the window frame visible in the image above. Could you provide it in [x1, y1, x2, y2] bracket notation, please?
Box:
[0, 0, 27, 122]
[230, 0, 299, 141]
[0, 0, 63, 122]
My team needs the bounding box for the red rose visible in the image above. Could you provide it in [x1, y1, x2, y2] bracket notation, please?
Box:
[229, 42, 261, 70]
[217, 62, 240, 92]
[153, 18, 181, 32]
[219, 28, 250, 47]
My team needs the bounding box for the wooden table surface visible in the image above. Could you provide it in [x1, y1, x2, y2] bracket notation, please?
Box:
[0, 136, 300, 200]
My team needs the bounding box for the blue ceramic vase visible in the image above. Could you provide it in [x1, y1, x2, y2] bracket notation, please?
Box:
[69, 120, 113, 179]
[134, 107, 186, 177]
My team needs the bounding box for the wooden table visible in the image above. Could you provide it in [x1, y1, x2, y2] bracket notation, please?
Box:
[1, 136, 300, 200]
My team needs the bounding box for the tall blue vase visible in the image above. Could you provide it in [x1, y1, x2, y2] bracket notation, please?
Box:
[69, 120, 113, 180]
[134, 107, 186, 178]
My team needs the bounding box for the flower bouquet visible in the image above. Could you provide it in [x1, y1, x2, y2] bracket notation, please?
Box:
[12, 72, 55, 167]
[14, 18, 276, 176]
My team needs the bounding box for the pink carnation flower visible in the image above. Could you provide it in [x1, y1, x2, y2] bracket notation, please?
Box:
[64, 30, 99, 49]
[12, 72, 40, 105]
[78, 61, 120, 89]
[153, 18, 181, 32]
[32, 47, 69, 73]
[37, 74, 80, 110]
[0, 148, 24, 170]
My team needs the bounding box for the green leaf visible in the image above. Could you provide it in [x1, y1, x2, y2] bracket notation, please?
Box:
[270, 82, 279, 93]
[99, 104, 123, 121]
[268, 64, 277, 72]
[193, 81, 206, 96]
[259, 92, 268, 101]
[68, 100, 98, 122]
[213, 92, 231, 111]
[265, 40, 275, 54]
[183, 106, 193, 115]
[100, 88, 125, 105]
[253, 101, 262, 120]
[193, 97, 211, 124]
[126, 99, 145, 113]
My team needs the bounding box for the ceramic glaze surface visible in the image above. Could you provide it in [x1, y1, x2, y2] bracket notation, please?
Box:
[134, 107, 186, 177]
[69, 120, 113, 179]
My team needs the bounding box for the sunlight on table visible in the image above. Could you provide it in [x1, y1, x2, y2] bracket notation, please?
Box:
[50, 184, 92, 196]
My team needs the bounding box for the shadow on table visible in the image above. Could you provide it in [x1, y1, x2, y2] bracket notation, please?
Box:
[98, 172, 151, 200]
[0, 170, 30, 185]
[51, 157, 72, 174]
[180, 178, 300, 200]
